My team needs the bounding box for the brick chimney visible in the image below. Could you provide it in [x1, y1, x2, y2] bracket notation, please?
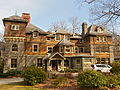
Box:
[82, 22, 88, 37]
[21, 13, 30, 24]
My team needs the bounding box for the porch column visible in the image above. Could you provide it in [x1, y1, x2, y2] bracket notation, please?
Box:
[48, 60, 52, 71]
[61, 60, 64, 71]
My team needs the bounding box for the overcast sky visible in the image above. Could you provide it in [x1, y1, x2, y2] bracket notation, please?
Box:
[0, 0, 90, 34]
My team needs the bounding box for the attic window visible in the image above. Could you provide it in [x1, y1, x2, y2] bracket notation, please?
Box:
[55, 34, 61, 41]
[33, 32, 39, 38]
[11, 25, 19, 30]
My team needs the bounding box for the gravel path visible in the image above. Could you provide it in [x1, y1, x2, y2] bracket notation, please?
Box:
[0, 77, 24, 85]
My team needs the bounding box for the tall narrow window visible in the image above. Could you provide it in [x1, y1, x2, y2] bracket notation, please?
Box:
[33, 44, 39, 52]
[12, 44, 18, 51]
[59, 46, 63, 53]
[11, 59, 17, 68]
[47, 47, 53, 53]
[56, 34, 61, 40]
[65, 46, 71, 53]
[79, 48, 84, 53]
[37, 58, 42, 67]
[11, 25, 19, 30]
[75, 47, 78, 53]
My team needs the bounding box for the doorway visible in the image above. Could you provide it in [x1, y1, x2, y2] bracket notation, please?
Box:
[51, 60, 58, 71]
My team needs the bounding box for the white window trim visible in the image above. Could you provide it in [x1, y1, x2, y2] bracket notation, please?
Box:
[11, 25, 19, 30]
[55, 34, 61, 41]
[59, 46, 63, 53]
[32, 44, 39, 52]
[74, 46, 78, 53]
[46, 37, 51, 41]
[65, 46, 71, 53]
[36, 58, 42, 67]
[33, 32, 39, 38]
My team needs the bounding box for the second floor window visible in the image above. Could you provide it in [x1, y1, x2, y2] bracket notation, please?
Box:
[11, 25, 19, 30]
[11, 59, 17, 68]
[12, 44, 18, 51]
[96, 36, 107, 42]
[75, 47, 78, 53]
[79, 48, 84, 53]
[33, 44, 39, 52]
[59, 46, 63, 53]
[56, 34, 61, 40]
[65, 46, 71, 53]
[47, 47, 53, 53]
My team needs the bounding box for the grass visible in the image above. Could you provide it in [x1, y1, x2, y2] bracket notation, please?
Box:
[0, 82, 45, 90]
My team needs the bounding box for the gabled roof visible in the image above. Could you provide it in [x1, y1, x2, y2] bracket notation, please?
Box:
[43, 52, 65, 60]
[58, 39, 74, 45]
[55, 29, 70, 34]
[26, 24, 47, 34]
[86, 24, 112, 36]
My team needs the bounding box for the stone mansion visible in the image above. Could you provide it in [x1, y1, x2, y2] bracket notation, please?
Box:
[1, 13, 114, 72]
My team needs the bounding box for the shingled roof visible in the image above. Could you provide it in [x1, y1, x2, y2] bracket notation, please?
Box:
[58, 39, 74, 45]
[86, 24, 112, 36]
[3, 15, 27, 23]
[55, 29, 70, 34]
[26, 24, 47, 34]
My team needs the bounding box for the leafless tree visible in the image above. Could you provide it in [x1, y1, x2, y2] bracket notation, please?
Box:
[49, 21, 68, 32]
[69, 16, 81, 33]
[77, 0, 120, 33]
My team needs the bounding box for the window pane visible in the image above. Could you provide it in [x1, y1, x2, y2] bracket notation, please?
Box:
[11, 59, 17, 68]
[48, 47, 52, 53]
[12, 44, 18, 51]
[37, 58, 42, 67]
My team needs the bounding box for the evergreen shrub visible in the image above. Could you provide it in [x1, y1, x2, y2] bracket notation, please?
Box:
[21, 66, 47, 85]
[77, 70, 107, 88]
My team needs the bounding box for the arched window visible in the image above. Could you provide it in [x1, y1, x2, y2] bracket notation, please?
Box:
[12, 44, 18, 51]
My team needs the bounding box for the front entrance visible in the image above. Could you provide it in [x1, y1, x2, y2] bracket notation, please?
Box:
[51, 60, 58, 71]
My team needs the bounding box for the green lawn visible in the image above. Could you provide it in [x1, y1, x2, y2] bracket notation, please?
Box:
[0, 82, 45, 90]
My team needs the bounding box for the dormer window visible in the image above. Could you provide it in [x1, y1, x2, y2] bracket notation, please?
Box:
[11, 25, 19, 30]
[55, 34, 61, 41]
[33, 32, 39, 38]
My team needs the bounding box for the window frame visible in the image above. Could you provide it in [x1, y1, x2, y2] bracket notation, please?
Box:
[33, 32, 39, 38]
[37, 58, 42, 67]
[12, 44, 18, 52]
[11, 25, 20, 30]
[59, 46, 63, 53]
[47, 47, 53, 53]
[55, 34, 61, 41]
[32, 44, 39, 52]
[11, 59, 17, 69]
[65, 46, 71, 53]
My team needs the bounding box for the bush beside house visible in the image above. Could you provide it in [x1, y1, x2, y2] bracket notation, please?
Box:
[111, 61, 120, 74]
[77, 70, 120, 89]
[21, 66, 47, 85]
